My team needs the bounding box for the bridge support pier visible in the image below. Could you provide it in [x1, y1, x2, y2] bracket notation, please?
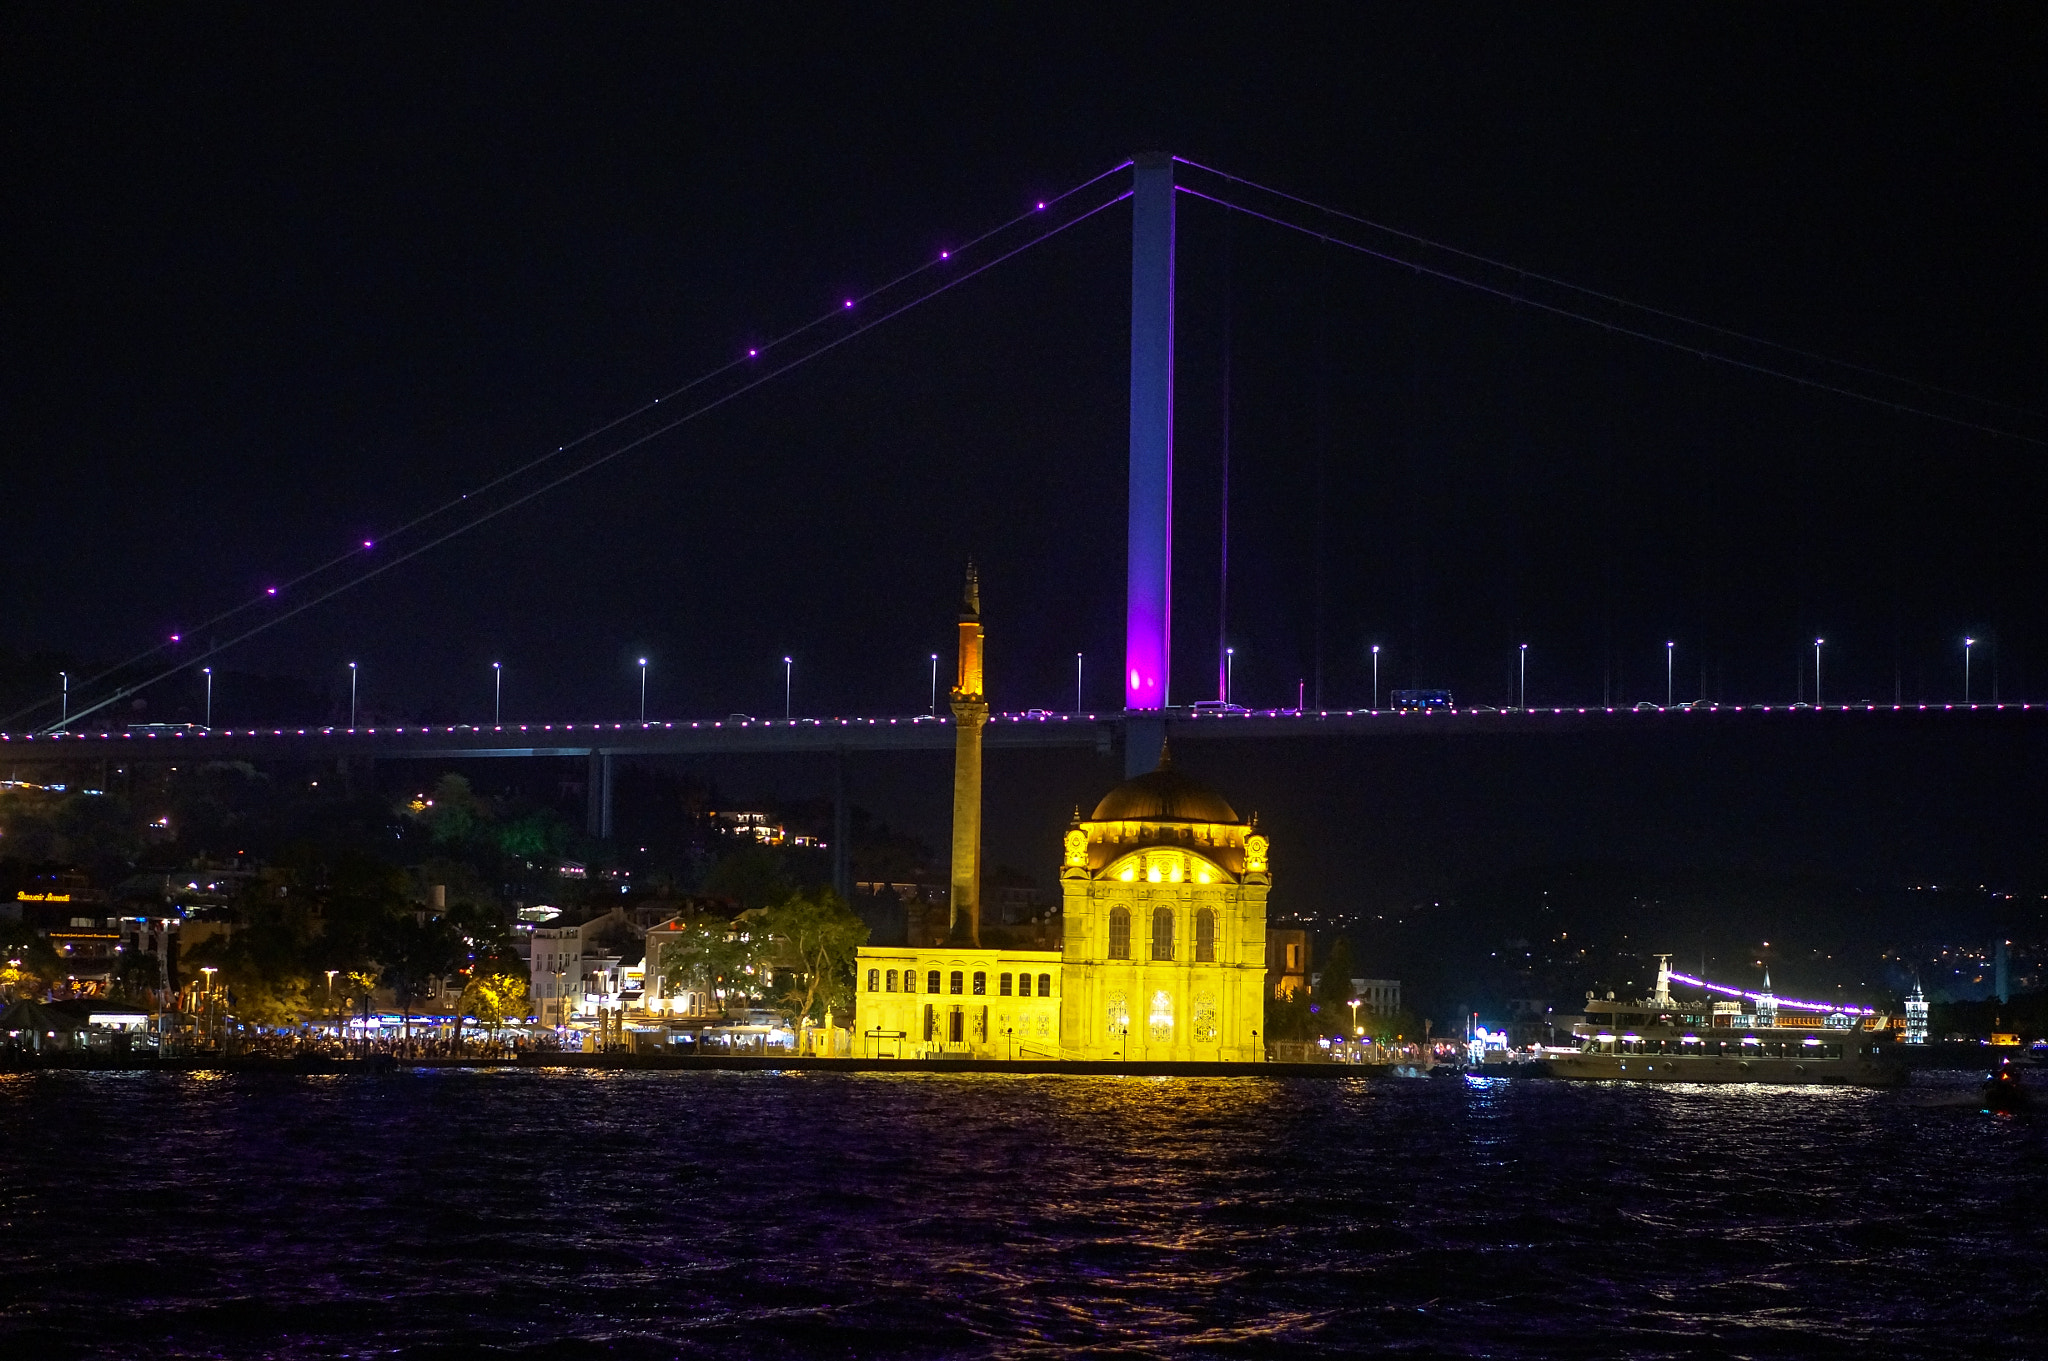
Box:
[1125, 153, 1176, 713]
[1125, 713, 1166, 777]
[832, 748, 850, 902]
[585, 750, 614, 839]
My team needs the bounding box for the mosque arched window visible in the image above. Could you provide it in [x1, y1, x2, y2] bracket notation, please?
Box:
[927, 970, 942, 994]
[1148, 990, 1173, 1042]
[1151, 906, 1175, 960]
[972, 971, 986, 996]
[950, 971, 964, 995]
[1108, 907, 1131, 959]
[1038, 973, 1053, 997]
[1195, 908, 1216, 963]
[867, 968, 880, 993]
[999, 972, 1013, 996]
[885, 969, 898, 992]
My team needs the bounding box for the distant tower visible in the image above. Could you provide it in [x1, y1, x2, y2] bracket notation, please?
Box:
[1994, 940, 2010, 1004]
[947, 563, 987, 945]
[1653, 954, 1673, 1008]
[1755, 969, 1778, 1029]
[1904, 978, 1929, 1045]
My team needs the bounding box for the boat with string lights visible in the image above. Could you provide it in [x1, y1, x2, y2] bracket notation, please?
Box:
[1547, 956, 1905, 1086]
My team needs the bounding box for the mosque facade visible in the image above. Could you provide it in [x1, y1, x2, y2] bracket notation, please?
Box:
[853, 569, 1269, 1062]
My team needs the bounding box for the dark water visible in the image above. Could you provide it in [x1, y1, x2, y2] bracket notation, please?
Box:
[2, 1069, 2043, 1359]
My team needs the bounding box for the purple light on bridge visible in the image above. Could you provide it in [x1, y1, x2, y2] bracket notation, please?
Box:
[169, 633, 180, 643]
[266, 587, 277, 596]
[362, 540, 373, 549]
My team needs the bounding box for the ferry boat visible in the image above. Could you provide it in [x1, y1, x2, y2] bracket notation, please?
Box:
[1548, 956, 1905, 1087]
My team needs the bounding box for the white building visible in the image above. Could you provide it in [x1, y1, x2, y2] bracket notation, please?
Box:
[528, 907, 641, 1026]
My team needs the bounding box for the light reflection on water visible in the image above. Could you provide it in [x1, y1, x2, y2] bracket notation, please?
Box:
[0, 1068, 2041, 1358]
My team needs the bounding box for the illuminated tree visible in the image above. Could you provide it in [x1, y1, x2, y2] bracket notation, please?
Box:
[0, 921, 60, 1002]
[758, 889, 869, 1033]
[658, 915, 769, 1017]
[456, 966, 531, 1046]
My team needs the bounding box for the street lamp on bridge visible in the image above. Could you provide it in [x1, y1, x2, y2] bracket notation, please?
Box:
[638, 659, 648, 723]
[1519, 644, 1528, 711]
[1370, 645, 1381, 712]
[1813, 639, 1824, 707]
[202, 667, 212, 728]
[1965, 637, 1975, 704]
[783, 656, 793, 720]
[931, 653, 939, 715]
[1074, 652, 1083, 713]
[493, 661, 502, 725]
[1225, 647, 1235, 704]
[348, 662, 358, 727]
[1666, 641, 1675, 708]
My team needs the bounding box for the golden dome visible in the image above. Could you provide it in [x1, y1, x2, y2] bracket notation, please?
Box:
[1088, 764, 1240, 825]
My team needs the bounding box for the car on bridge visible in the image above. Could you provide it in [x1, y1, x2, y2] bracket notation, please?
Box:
[1188, 700, 1250, 714]
[1390, 689, 1454, 712]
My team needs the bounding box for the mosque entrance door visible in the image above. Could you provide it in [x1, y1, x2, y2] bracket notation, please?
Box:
[949, 1008, 964, 1044]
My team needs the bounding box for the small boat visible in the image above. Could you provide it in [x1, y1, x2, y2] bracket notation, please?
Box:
[1983, 1058, 2030, 1113]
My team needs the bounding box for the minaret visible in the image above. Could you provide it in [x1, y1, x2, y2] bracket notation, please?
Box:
[947, 562, 987, 945]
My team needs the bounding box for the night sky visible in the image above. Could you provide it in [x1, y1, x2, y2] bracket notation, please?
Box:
[7, 7, 2047, 942]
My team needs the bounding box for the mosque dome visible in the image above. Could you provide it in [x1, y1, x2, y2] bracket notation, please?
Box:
[1088, 755, 1241, 825]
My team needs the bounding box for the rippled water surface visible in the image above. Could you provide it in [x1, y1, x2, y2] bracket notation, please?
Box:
[1, 1068, 2043, 1358]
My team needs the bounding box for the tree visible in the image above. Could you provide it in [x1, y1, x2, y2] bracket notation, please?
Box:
[375, 914, 465, 1042]
[657, 914, 770, 1017]
[701, 843, 794, 912]
[1313, 936, 1357, 1020]
[456, 965, 531, 1047]
[1264, 989, 1315, 1043]
[1358, 1006, 1423, 1046]
[757, 889, 870, 1035]
[0, 920, 60, 1001]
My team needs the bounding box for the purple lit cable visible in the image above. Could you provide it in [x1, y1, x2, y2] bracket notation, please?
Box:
[14, 159, 1135, 730]
[1172, 156, 2046, 425]
[1172, 183, 2046, 448]
[1666, 970, 1875, 1015]
[45, 187, 1135, 731]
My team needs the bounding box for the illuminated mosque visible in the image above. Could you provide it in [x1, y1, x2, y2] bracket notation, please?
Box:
[854, 567, 1270, 1061]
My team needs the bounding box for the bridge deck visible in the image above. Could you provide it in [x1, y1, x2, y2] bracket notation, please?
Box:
[4, 702, 2039, 763]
